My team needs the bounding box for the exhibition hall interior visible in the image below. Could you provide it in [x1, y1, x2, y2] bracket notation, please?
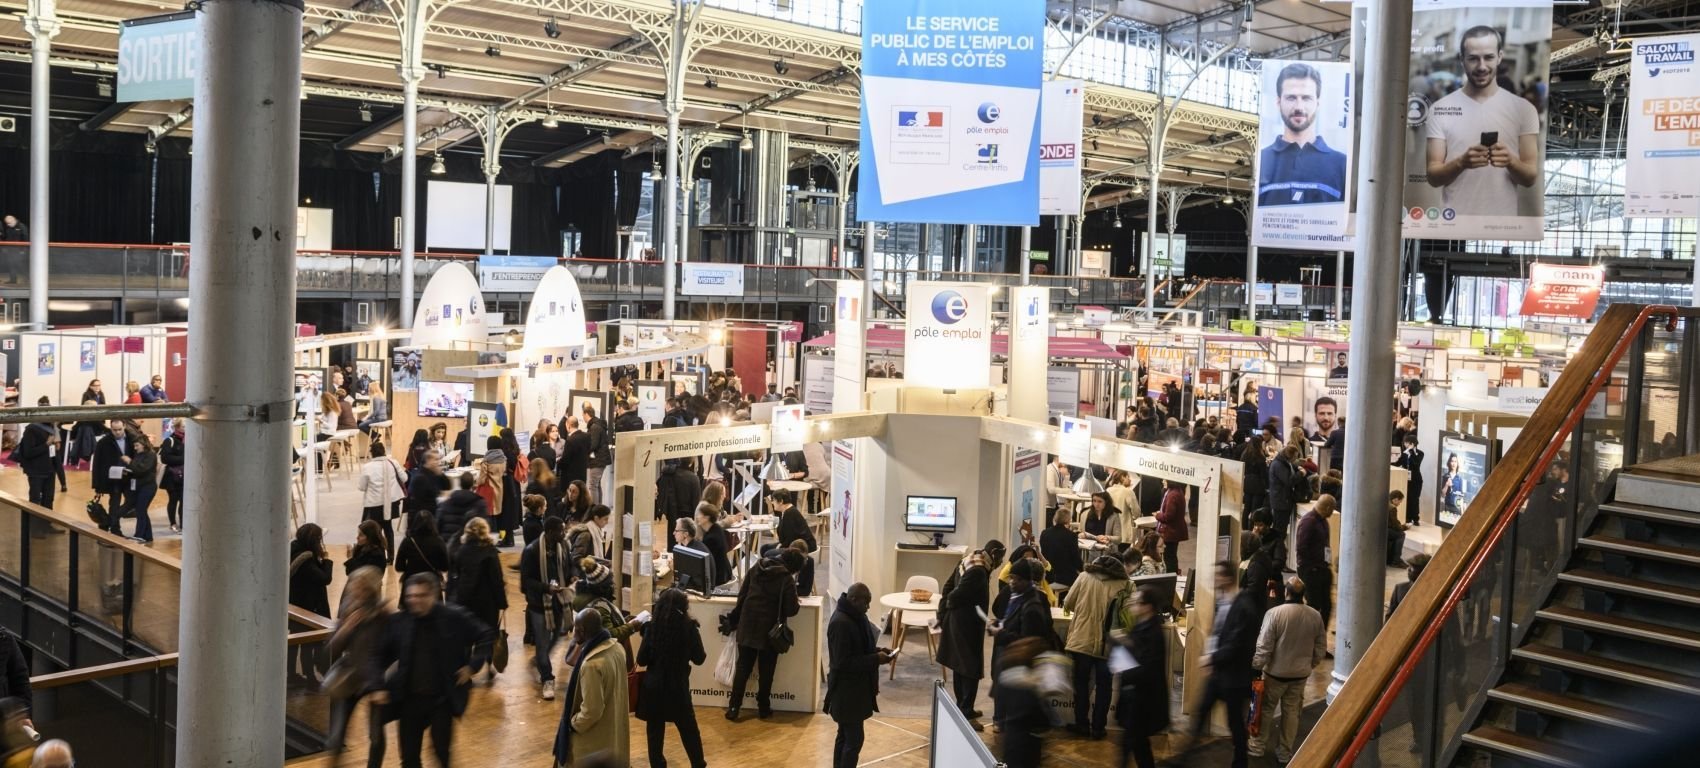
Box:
[2, 0, 1700, 766]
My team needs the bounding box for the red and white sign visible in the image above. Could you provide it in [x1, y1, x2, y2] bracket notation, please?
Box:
[1520, 264, 1604, 319]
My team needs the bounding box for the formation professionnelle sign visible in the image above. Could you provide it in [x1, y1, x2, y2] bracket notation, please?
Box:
[117, 12, 199, 103]
[860, 0, 1044, 226]
[1627, 33, 1700, 218]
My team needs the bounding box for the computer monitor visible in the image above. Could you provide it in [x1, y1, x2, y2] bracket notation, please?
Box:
[1132, 571, 1180, 614]
[417, 380, 474, 418]
[673, 545, 715, 597]
[905, 495, 958, 533]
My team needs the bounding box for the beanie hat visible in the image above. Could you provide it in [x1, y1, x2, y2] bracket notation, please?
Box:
[579, 557, 611, 587]
[483, 449, 506, 465]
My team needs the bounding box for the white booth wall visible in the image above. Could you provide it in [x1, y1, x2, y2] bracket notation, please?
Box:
[19, 326, 168, 408]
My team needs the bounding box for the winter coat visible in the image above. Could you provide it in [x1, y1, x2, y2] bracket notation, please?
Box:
[434, 490, 484, 546]
[1207, 589, 1265, 690]
[937, 560, 992, 678]
[583, 417, 612, 469]
[395, 531, 449, 586]
[1115, 615, 1170, 736]
[557, 430, 591, 485]
[635, 616, 706, 723]
[159, 434, 186, 492]
[776, 506, 817, 553]
[366, 603, 493, 716]
[1157, 487, 1189, 544]
[405, 469, 449, 516]
[125, 445, 158, 492]
[90, 433, 128, 494]
[287, 541, 333, 617]
[0, 632, 29, 709]
[1268, 454, 1307, 511]
[699, 517, 733, 587]
[450, 541, 508, 622]
[1062, 558, 1132, 659]
[993, 587, 1058, 652]
[727, 556, 800, 651]
[13, 423, 56, 479]
[1038, 524, 1082, 587]
[823, 592, 882, 723]
[1242, 451, 1269, 511]
[519, 537, 571, 612]
[557, 638, 629, 765]
[656, 464, 702, 528]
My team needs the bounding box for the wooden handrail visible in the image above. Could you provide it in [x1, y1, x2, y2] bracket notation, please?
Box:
[28, 629, 333, 690]
[1296, 303, 1692, 765]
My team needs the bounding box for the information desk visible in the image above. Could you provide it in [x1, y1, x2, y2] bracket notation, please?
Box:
[685, 593, 824, 713]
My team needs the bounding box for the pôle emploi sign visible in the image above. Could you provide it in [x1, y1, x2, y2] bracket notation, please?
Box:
[858, 0, 1043, 226]
[117, 12, 199, 103]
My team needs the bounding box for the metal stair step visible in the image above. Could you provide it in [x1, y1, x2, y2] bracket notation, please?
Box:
[1460, 725, 1590, 768]
[1486, 682, 1661, 733]
[1577, 535, 1700, 567]
[1535, 605, 1700, 651]
[1598, 501, 1700, 529]
[1557, 568, 1700, 608]
[1512, 646, 1700, 698]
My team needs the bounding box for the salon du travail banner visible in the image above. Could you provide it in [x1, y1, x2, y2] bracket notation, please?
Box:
[859, 0, 1044, 226]
[1627, 33, 1700, 218]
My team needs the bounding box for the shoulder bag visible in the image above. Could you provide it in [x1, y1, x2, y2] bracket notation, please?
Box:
[767, 582, 795, 653]
[490, 610, 510, 672]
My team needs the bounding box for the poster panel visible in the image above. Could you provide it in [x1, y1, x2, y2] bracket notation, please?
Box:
[117, 13, 198, 102]
[635, 381, 668, 427]
[1519, 263, 1603, 319]
[1274, 284, 1304, 306]
[801, 355, 835, 415]
[478, 255, 554, 294]
[771, 404, 807, 453]
[830, 440, 857, 594]
[391, 349, 422, 392]
[1437, 431, 1494, 528]
[1046, 367, 1080, 419]
[1353, 1, 1552, 241]
[1252, 59, 1355, 250]
[1010, 447, 1043, 540]
[1039, 79, 1085, 215]
[79, 341, 96, 373]
[833, 280, 866, 413]
[1256, 386, 1284, 432]
[680, 263, 747, 297]
[467, 401, 500, 459]
[1627, 33, 1700, 218]
[904, 282, 991, 389]
[1058, 416, 1091, 468]
[858, 0, 1044, 225]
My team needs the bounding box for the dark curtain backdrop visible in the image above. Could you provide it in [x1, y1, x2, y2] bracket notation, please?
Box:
[0, 131, 157, 243]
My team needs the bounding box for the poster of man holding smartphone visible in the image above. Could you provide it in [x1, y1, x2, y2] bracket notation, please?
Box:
[1423, 25, 1541, 218]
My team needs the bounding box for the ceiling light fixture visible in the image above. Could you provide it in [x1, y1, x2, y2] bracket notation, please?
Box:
[97, 78, 112, 98]
[543, 17, 561, 39]
[430, 153, 446, 175]
[485, 44, 500, 57]
[358, 103, 372, 122]
[773, 58, 789, 75]
[739, 131, 753, 151]
[1221, 193, 1234, 205]
[540, 85, 559, 128]
[704, 76, 718, 89]
[541, 113, 559, 128]
[1113, 211, 1123, 229]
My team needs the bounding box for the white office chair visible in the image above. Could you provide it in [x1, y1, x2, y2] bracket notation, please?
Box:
[890, 574, 940, 679]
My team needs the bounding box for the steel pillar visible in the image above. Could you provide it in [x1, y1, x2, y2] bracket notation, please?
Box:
[1247, 244, 1259, 323]
[1335, 249, 1346, 319]
[1330, 0, 1413, 702]
[1020, 226, 1032, 285]
[24, 0, 58, 329]
[399, 72, 421, 327]
[175, 1, 301, 765]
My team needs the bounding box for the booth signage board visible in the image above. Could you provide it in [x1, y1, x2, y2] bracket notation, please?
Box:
[1039, 79, 1085, 215]
[1498, 386, 1547, 415]
[857, 0, 1044, 225]
[519, 266, 590, 370]
[1257, 386, 1285, 430]
[635, 381, 667, 427]
[118, 13, 198, 103]
[833, 280, 867, 413]
[802, 355, 835, 415]
[1253, 283, 1274, 305]
[1079, 305, 1111, 327]
[1274, 284, 1304, 306]
[1519, 263, 1603, 319]
[904, 282, 991, 389]
[830, 440, 857, 594]
[680, 263, 747, 297]
[1141, 233, 1187, 276]
[771, 404, 807, 453]
[1058, 416, 1091, 468]
[1626, 33, 1700, 217]
[467, 401, 500, 458]
[1047, 367, 1080, 419]
[478, 255, 555, 294]
[1010, 447, 1043, 536]
[649, 422, 770, 462]
[1013, 287, 1045, 340]
[1252, 59, 1355, 250]
[409, 263, 488, 350]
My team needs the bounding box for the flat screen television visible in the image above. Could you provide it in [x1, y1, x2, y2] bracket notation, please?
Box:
[905, 495, 958, 533]
[673, 545, 715, 596]
[417, 380, 474, 418]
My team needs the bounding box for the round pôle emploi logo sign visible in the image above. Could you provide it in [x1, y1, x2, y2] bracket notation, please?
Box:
[977, 103, 1000, 123]
[931, 290, 969, 325]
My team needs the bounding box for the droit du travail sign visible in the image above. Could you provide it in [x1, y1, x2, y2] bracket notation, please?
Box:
[904, 282, 990, 389]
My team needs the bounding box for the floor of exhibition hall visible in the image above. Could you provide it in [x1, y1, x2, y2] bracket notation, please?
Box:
[0, 462, 1378, 766]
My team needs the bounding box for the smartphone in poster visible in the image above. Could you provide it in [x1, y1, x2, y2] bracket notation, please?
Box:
[1252, 59, 1354, 250]
[1437, 432, 1494, 528]
[1351, 1, 1551, 241]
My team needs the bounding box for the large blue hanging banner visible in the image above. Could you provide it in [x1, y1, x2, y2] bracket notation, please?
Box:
[858, 0, 1044, 226]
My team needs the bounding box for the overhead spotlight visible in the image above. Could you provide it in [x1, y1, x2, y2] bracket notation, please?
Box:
[704, 76, 718, 89]
[1113, 212, 1123, 229]
[430, 153, 446, 175]
[739, 131, 753, 151]
[543, 17, 561, 39]
[1092, 113, 1102, 126]
[541, 112, 559, 128]
[434, 65, 448, 79]
[773, 58, 789, 75]
[97, 78, 112, 98]
[1221, 193, 1234, 205]
[1091, 139, 1099, 151]
[358, 104, 373, 122]
[485, 44, 500, 57]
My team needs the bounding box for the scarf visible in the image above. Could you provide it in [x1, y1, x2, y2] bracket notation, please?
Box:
[553, 629, 612, 764]
[536, 539, 567, 631]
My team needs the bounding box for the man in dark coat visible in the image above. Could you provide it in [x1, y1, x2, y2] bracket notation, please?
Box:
[990, 558, 1058, 724]
[1117, 587, 1171, 768]
[556, 416, 592, 487]
[0, 630, 32, 729]
[434, 472, 485, 551]
[1184, 561, 1264, 768]
[90, 418, 130, 535]
[14, 410, 60, 516]
[937, 541, 1004, 722]
[582, 405, 612, 505]
[824, 583, 893, 768]
[367, 572, 494, 768]
[656, 458, 703, 535]
[1267, 445, 1307, 543]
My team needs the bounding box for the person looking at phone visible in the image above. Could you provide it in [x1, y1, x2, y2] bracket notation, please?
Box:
[1424, 25, 1540, 216]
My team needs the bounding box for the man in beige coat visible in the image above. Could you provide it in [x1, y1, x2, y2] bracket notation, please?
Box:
[554, 608, 630, 767]
[1062, 555, 1133, 738]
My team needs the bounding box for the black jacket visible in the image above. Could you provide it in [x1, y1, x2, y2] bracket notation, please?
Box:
[993, 587, 1057, 651]
[343, 549, 388, 577]
[434, 489, 484, 546]
[1115, 615, 1170, 736]
[519, 537, 570, 612]
[367, 603, 494, 716]
[1268, 454, 1307, 511]
[700, 521, 733, 587]
[776, 506, 816, 553]
[14, 422, 57, 479]
[406, 469, 449, 515]
[824, 593, 881, 723]
[727, 556, 799, 650]
[125, 446, 158, 491]
[1208, 590, 1264, 690]
[450, 541, 507, 619]
[613, 411, 645, 435]
[656, 465, 702, 529]
[1242, 452, 1269, 510]
[0, 631, 31, 710]
[159, 433, 185, 491]
[0, 221, 26, 241]
[395, 531, 449, 585]
[635, 617, 706, 723]
[1396, 446, 1425, 489]
[557, 431, 592, 484]
[1039, 525, 1082, 588]
[584, 418, 612, 469]
[288, 541, 334, 617]
[937, 561, 991, 678]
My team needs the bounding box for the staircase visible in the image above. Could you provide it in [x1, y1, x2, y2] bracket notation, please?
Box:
[1460, 455, 1700, 766]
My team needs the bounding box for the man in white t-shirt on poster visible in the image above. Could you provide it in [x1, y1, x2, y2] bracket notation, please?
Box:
[1424, 25, 1540, 216]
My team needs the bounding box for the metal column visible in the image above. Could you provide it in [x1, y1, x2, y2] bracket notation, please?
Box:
[482, 110, 499, 259]
[662, 111, 681, 320]
[1020, 226, 1031, 284]
[399, 71, 420, 327]
[1330, 0, 1412, 701]
[176, 1, 301, 765]
[24, 0, 58, 329]
[1335, 249, 1346, 320]
[1246, 244, 1259, 323]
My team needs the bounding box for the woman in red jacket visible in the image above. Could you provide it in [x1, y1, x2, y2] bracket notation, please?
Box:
[1155, 480, 1189, 574]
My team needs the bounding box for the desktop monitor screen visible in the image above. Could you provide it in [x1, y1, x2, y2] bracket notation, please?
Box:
[417, 380, 474, 418]
[673, 545, 714, 596]
[905, 495, 958, 533]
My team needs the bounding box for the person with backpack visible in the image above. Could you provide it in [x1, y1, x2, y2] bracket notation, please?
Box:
[1062, 555, 1133, 740]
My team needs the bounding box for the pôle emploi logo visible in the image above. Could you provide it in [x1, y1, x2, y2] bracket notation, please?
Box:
[977, 103, 1001, 123]
[931, 290, 968, 324]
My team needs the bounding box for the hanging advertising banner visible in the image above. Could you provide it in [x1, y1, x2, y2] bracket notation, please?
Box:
[1253, 283, 1274, 305]
[1274, 284, 1304, 306]
[1519, 263, 1604, 318]
[478, 255, 555, 294]
[832, 280, 866, 412]
[858, 0, 1044, 225]
[830, 440, 857, 594]
[771, 403, 807, 453]
[1626, 33, 1700, 218]
[1010, 447, 1043, 540]
[904, 282, 991, 389]
[1352, 1, 1552, 241]
[1252, 59, 1354, 250]
[1058, 416, 1091, 468]
[680, 262, 747, 297]
[1046, 367, 1081, 419]
[117, 12, 199, 103]
[1039, 79, 1085, 215]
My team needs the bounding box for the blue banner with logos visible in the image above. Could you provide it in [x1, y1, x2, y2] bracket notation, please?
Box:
[858, 0, 1044, 225]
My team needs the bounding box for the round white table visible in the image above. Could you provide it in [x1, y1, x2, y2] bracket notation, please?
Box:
[879, 592, 943, 678]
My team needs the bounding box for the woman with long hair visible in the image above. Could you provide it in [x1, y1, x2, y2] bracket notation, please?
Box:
[1241, 438, 1270, 521]
[428, 422, 449, 457]
[451, 517, 507, 683]
[529, 420, 558, 466]
[562, 479, 591, 522]
[635, 587, 708, 767]
[287, 523, 332, 685]
[404, 428, 430, 470]
[393, 509, 448, 606]
[498, 429, 525, 546]
[324, 566, 392, 764]
[344, 519, 389, 576]
[122, 429, 159, 542]
[527, 458, 560, 512]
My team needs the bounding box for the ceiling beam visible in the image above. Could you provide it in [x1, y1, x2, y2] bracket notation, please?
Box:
[79, 101, 130, 132]
[532, 134, 612, 167]
[333, 109, 405, 150]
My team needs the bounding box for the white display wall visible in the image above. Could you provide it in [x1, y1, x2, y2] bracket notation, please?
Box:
[19, 325, 168, 408]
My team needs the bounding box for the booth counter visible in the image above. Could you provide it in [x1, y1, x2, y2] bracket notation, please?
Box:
[686, 594, 824, 714]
